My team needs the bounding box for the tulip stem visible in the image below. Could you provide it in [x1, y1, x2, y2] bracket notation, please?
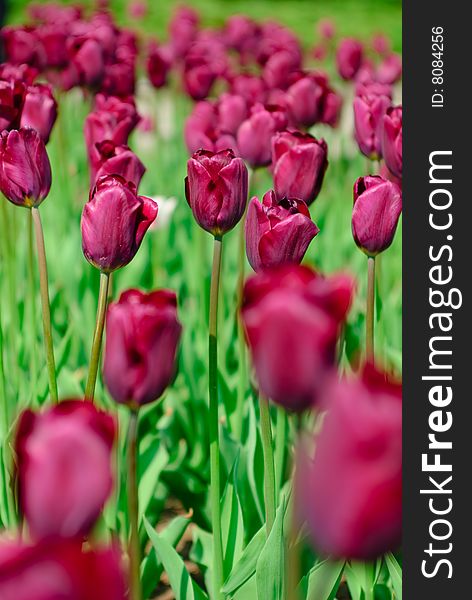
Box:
[259, 395, 276, 536]
[127, 409, 142, 600]
[209, 235, 224, 600]
[366, 256, 376, 361]
[85, 271, 110, 401]
[32, 207, 58, 404]
[274, 407, 287, 496]
[27, 210, 38, 403]
[234, 205, 248, 439]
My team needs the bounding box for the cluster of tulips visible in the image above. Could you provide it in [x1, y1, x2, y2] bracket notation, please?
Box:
[0, 1, 402, 599]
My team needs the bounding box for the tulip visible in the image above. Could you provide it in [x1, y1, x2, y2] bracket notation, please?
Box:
[0, 128, 51, 208]
[0, 539, 126, 600]
[168, 5, 199, 59]
[81, 175, 157, 273]
[336, 38, 363, 80]
[242, 265, 354, 412]
[382, 105, 402, 178]
[217, 93, 248, 135]
[69, 36, 105, 88]
[237, 104, 288, 168]
[272, 130, 328, 205]
[263, 50, 300, 90]
[317, 18, 336, 40]
[353, 92, 391, 159]
[296, 363, 402, 559]
[230, 73, 267, 104]
[104, 289, 182, 408]
[0, 63, 37, 85]
[36, 25, 69, 68]
[286, 75, 325, 128]
[372, 33, 391, 56]
[16, 400, 115, 540]
[245, 191, 319, 272]
[185, 148, 248, 235]
[20, 84, 58, 144]
[321, 89, 343, 127]
[147, 43, 172, 89]
[352, 175, 402, 257]
[100, 61, 136, 98]
[183, 62, 217, 101]
[0, 78, 25, 131]
[377, 53, 402, 85]
[1, 26, 41, 67]
[90, 141, 145, 188]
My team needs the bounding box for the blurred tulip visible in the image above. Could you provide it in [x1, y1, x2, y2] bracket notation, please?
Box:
[0, 539, 126, 600]
[36, 25, 69, 68]
[353, 92, 390, 159]
[263, 50, 300, 90]
[317, 18, 336, 40]
[69, 36, 105, 88]
[352, 175, 402, 256]
[382, 105, 402, 178]
[372, 33, 391, 56]
[336, 38, 363, 80]
[0, 78, 25, 131]
[230, 73, 267, 104]
[0, 64, 37, 85]
[185, 148, 248, 235]
[20, 84, 58, 144]
[129, 0, 148, 19]
[321, 89, 342, 127]
[377, 53, 402, 85]
[100, 61, 136, 97]
[81, 175, 157, 272]
[90, 140, 145, 188]
[168, 5, 199, 59]
[183, 62, 216, 101]
[147, 43, 172, 89]
[237, 104, 288, 168]
[16, 400, 115, 540]
[104, 289, 182, 408]
[272, 130, 328, 205]
[1, 26, 42, 67]
[286, 75, 324, 128]
[297, 363, 402, 559]
[245, 191, 319, 272]
[0, 128, 51, 208]
[217, 93, 248, 135]
[242, 265, 354, 411]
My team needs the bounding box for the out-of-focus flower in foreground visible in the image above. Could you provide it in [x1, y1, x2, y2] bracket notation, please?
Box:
[382, 105, 402, 178]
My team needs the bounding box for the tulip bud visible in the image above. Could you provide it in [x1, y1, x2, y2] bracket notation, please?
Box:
[81, 175, 158, 272]
[272, 130, 328, 205]
[16, 400, 115, 541]
[185, 149, 248, 235]
[245, 191, 319, 272]
[104, 289, 182, 408]
[0, 539, 126, 600]
[242, 265, 354, 411]
[0, 79, 26, 131]
[352, 175, 402, 256]
[336, 38, 363, 80]
[90, 141, 145, 188]
[382, 106, 402, 178]
[237, 104, 288, 168]
[353, 93, 391, 159]
[0, 128, 51, 208]
[296, 363, 402, 559]
[20, 84, 58, 144]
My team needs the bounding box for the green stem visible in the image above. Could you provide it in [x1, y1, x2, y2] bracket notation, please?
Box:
[366, 256, 376, 361]
[209, 235, 224, 600]
[32, 207, 58, 404]
[85, 271, 110, 401]
[127, 410, 142, 600]
[27, 210, 38, 404]
[0, 305, 7, 436]
[287, 416, 303, 600]
[274, 407, 287, 496]
[259, 395, 276, 536]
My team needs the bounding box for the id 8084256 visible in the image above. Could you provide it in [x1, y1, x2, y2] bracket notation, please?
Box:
[432, 26, 444, 108]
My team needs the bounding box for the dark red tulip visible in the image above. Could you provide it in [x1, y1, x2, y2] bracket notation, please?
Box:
[352, 175, 402, 256]
[272, 130, 328, 205]
[0, 63, 37, 85]
[104, 289, 182, 408]
[69, 36, 105, 88]
[16, 400, 115, 541]
[37, 25, 69, 68]
[185, 148, 248, 235]
[0, 128, 51, 208]
[382, 106, 402, 178]
[100, 61, 136, 98]
[183, 62, 217, 101]
[1, 26, 42, 67]
[217, 93, 248, 135]
[147, 43, 172, 89]
[237, 104, 288, 168]
[245, 191, 319, 272]
[336, 38, 363, 80]
[0, 539, 126, 600]
[286, 75, 325, 128]
[297, 363, 402, 559]
[20, 84, 58, 144]
[81, 175, 157, 272]
[263, 50, 300, 90]
[242, 265, 354, 411]
[0, 78, 25, 131]
[377, 53, 402, 85]
[90, 140, 145, 188]
[353, 92, 391, 159]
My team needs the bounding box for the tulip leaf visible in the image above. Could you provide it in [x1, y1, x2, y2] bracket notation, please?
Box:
[143, 516, 208, 600]
[298, 559, 345, 600]
[221, 459, 245, 574]
[385, 553, 402, 600]
[138, 438, 169, 521]
[222, 524, 266, 595]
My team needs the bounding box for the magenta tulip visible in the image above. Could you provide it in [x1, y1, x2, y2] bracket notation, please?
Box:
[90, 140, 145, 188]
[382, 106, 402, 178]
[353, 92, 391, 159]
[336, 38, 363, 80]
[16, 400, 115, 541]
[272, 130, 328, 205]
[104, 289, 182, 408]
[81, 175, 157, 272]
[0, 539, 126, 600]
[377, 53, 402, 85]
[185, 148, 248, 235]
[245, 191, 319, 272]
[146, 43, 172, 89]
[286, 75, 326, 129]
[237, 104, 288, 168]
[263, 50, 300, 90]
[0, 128, 51, 208]
[242, 265, 354, 411]
[217, 93, 248, 135]
[230, 74, 268, 104]
[352, 175, 402, 256]
[1, 26, 41, 67]
[69, 36, 105, 88]
[20, 84, 58, 144]
[297, 363, 402, 559]
[183, 63, 216, 101]
[0, 79, 25, 131]
[37, 25, 69, 68]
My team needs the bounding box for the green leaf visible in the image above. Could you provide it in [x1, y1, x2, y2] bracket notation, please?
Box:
[255, 496, 286, 600]
[221, 459, 244, 574]
[143, 516, 208, 600]
[222, 525, 266, 595]
[138, 439, 169, 521]
[385, 553, 402, 600]
[299, 560, 345, 600]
